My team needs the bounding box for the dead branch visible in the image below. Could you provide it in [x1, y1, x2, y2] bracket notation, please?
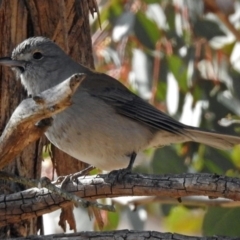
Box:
[0, 73, 86, 169]
[10, 229, 238, 240]
[0, 172, 239, 227]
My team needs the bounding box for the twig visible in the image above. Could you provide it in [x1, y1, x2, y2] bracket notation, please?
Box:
[0, 73, 85, 169]
[0, 171, 115, 212]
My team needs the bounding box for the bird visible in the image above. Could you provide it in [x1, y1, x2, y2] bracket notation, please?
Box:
[0, 36, 239, 173]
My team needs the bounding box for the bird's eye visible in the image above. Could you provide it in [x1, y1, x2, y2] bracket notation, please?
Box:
[33, 52, 43, 60]
[17, 66, 25, 73]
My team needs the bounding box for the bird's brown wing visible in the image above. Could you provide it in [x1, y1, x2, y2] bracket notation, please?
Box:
[83, 72, 186, 134]
[82, 71, 240, 149]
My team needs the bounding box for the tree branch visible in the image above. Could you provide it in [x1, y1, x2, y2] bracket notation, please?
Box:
[0, 73, 86, 169]
[0, 172, 239, 227]
[10, 229, 238, 240]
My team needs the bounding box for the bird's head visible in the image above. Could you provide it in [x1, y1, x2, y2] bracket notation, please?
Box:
[0, 37, 75, 95]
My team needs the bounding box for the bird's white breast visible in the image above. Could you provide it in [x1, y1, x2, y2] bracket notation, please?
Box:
[45, 90, 153, 171]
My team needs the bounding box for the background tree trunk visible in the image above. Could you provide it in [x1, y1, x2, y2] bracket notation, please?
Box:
[0, 0, 95, 237]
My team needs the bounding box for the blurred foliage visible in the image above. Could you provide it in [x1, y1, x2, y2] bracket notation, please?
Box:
[91, 0, 240, 237]
[203, 207, 240, 236]
[163, 205, 204, 234]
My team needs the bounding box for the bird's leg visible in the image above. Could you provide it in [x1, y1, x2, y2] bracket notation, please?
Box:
[108, 152, 137, 182]
[126, 152, 137, 172]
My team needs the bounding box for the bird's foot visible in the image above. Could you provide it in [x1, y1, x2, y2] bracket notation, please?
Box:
[108, 167, 132, 183]
[108, 152, 137, 183]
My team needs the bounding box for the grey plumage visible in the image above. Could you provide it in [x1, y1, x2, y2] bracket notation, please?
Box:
[0, 36, 240, 171]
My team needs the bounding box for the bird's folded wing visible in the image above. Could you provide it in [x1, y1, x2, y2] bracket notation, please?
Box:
[83, 72, 186, 134]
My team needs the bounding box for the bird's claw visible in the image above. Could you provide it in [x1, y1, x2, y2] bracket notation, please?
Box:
[108, 167, 132, 183]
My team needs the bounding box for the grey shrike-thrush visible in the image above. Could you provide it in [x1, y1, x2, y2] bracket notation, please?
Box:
[0, 36, 240, 172]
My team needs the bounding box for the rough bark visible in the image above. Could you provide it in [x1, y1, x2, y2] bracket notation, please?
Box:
[0, 0, 42, 237]
[10, 229, 239, 240]
[0, 0, 96, 237]
[24, 0, 95, 187]
[0, 173, 239, 226]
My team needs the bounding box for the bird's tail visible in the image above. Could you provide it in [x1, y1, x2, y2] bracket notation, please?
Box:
[185, 129, 240, 150]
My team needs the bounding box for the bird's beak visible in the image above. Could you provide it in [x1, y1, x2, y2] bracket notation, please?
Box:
[0, 57, 27, 73]
[0, 57, 26, 68]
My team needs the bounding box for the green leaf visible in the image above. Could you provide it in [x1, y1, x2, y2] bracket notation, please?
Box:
[108, 0, 124, 23]
[164, 205, 203, 234]
[151, 145, 187, 174]
[203, 207, 240, 237]
[192, 85, 202, 102]
[194, 19, 225, 40]
[134, 12, 160, 49]
[156, 82, 167, 101]
[201, 148, 234, 174]
[231, 145, 240, 168]
[221, 41, 235, 57]
[167, 55, 188, 92]
[203, 159, 224, 174]
[42, 144, 51, 159]
[103, 210, 120, 231]
[165, 4, 175, 31]
[143, 0, 163, 3]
